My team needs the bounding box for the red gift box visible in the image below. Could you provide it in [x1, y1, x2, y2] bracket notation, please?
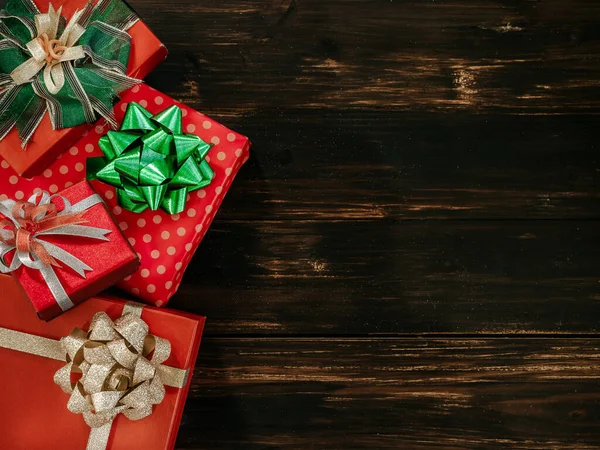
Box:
[1, 181, 139, 320]
[0, 0, 168, 178]
[0, 274, 205, 450]
[0, 83, 251, 306]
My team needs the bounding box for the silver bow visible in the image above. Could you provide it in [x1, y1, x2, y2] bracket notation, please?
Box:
[0, 190, 111, 312]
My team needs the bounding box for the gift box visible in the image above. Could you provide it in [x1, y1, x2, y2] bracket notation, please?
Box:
[0, 274, 205, 450]
[0, 0, 168, 178]
[0, 83, 251, 306]
[0, 180, 139, 320]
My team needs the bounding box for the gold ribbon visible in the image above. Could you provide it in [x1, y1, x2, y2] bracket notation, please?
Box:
[0, 302, 189, 450]
[11, 4, 87, 94]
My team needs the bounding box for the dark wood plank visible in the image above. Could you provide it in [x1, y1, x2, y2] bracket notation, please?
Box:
[210, 112, 600, 220]
[170, 220, 600, 335]
[125, 0, 600, 220]
[177, 337, 600, 449]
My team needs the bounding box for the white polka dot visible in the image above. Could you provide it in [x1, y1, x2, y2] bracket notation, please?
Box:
[75, 163, 84, 172]
[151, 250, 160, 259]
[195, 224, 202, 233]
[225, 168, 232, 176]
[157, 265, 166, 274]
[177, 227, 186, 237]
[119, 222, 128, 231]
[123, 275, 132, 282]
[121, 103, 128, 112]
[154, 96, 164, 105]
[176, 272, 182, 281]
[15, 191, 24, 200]
[137, 218, 146, 227]
[105, 191, 114, 200]
[161, 231, 170, 240]
[147, 284, 156, 293]
[175, 262, 183, 270]
[0, 194, 7, 201]
[186, 124, 196, 133]
[132, 85, 140, 93]
[9, 175, 18, 185]
[205, 156, 211, 163]
[131, 288, 140, 295]
[43, 169, 52, 178]
[181, 109, 188, 117]
[215, 186, 223, 195]
[49, 184, 58, 193]
[1, 160, 9, 169]
[187, 208, 196, 217]
[139, 99, 148, 108]
[64, 182, 73, 188]
[128, 237, 136, 246]
[33, 188, 41, 194]
[59, 165, 68, 175]
[202, 121, 211, 129]
[136, 253, 142, 260]
[171, 214, 180, 221]
[113, 206, 122, 216]
[153, 215, 162, 224]
[227, 133, 236, 142]
[165, 281, 173, 290]
[211, 136, 220, 145]
[197, 190, 206, 198]
[155, 300, 164, 307]
[167, 246, 176, 255]
[141, 269, 150, 278]
[69, 147, 79, 156]
[95, 126, 104, 134]
[85, 144, 95, 153]
[143, 234, 152, 243]
[235, 148, 243, 157]
[205, 205, 212, 214]
[185, 243, 192, 252]
[217, 151, 226, 161]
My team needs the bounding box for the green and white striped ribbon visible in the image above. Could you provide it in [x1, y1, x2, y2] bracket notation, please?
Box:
[0, 0, 142, 148]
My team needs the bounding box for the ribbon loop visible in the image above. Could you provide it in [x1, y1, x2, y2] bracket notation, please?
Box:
[0, 190, 111, 312]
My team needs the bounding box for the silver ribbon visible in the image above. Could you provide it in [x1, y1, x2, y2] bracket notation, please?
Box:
[0, 190, 112, 312]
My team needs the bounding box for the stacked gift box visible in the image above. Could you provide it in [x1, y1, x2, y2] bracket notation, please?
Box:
[0, 0, 250, 448]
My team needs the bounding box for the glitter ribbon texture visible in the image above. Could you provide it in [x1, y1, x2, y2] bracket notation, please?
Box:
[87, 102, 215, 214]
[0, 0, 140, 147]
[0, 302, 188, 450]
[0, 189, 111, 312]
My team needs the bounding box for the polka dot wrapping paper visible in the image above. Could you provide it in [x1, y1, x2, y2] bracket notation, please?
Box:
[0, 83, 251, 306]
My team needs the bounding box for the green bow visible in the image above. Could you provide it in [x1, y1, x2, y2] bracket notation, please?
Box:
[0, 0, 140, 147]
[87, 102, 215, 214]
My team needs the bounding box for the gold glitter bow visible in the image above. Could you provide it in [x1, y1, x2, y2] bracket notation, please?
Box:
[0, 302, 188, 450]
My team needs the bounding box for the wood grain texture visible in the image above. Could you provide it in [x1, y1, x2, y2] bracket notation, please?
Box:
[177, 338, 600, 449]
[136, 0, 600, 220]
[123, 0, 600, 447]
[170, 220, 600, 335]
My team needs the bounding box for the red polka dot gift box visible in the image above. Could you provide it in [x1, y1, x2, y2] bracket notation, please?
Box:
[0, 83, 251, 306]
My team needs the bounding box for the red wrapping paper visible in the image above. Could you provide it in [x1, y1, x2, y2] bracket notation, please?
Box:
[0, 274, 205, 450]
[0, 0, 168, 178]
[0, 84, 251, 306]
[3, 181, 139, 320]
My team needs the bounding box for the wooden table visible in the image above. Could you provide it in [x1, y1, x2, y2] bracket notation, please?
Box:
[135, 0, 600, 447]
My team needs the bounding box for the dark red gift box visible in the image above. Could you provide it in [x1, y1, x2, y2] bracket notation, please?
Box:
[2, 181, 139, 320]
[0, 274, 205, 450]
